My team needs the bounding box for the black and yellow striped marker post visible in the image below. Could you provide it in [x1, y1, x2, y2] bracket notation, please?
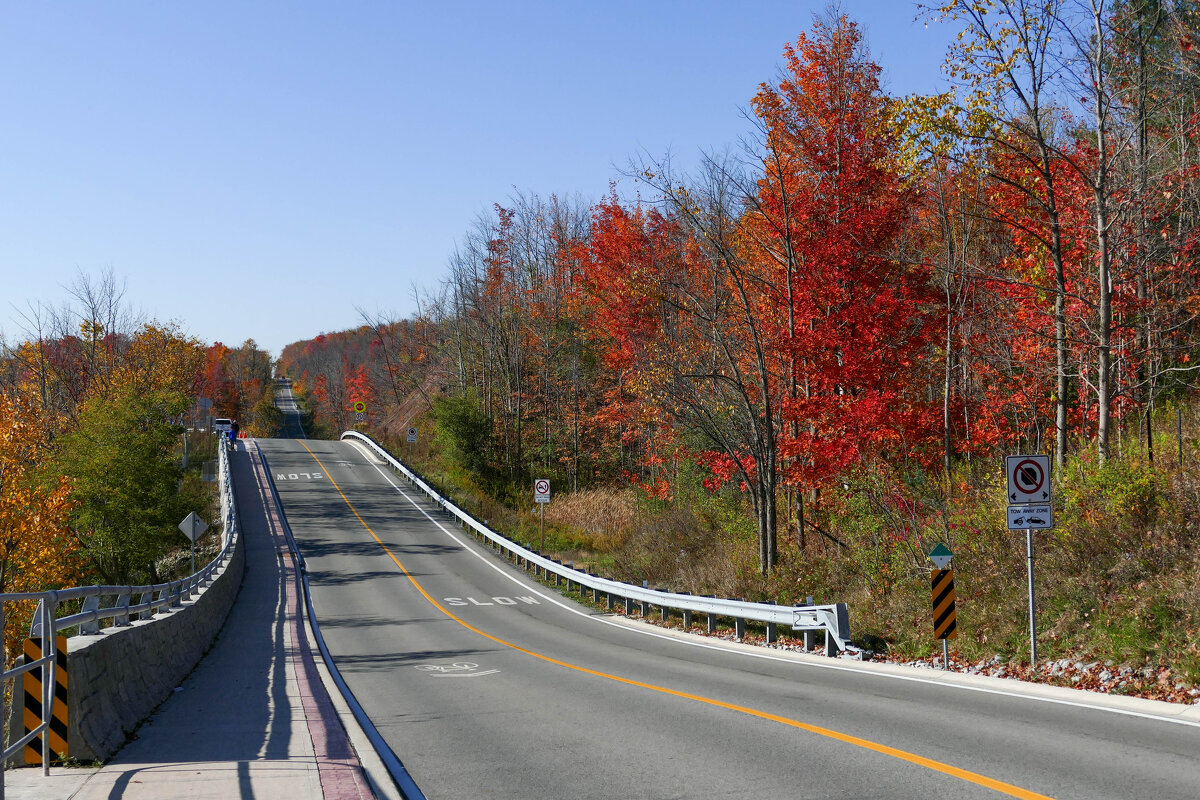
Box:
[931, 569, 957, 641]
[23, 634, 68, 765]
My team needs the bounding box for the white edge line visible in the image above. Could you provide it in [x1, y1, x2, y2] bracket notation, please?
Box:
[347, 446, 1200, 730]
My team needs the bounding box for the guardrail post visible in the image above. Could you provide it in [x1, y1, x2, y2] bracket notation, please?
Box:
[707, 613, 718, 633]
[683, 609, 692, 628]
[765, 622, 777, 643]
[660, 605, 668, 622]
[40, 593, 56, 776]
[114, 593, 131, 626]
[80, 595, 101, 634]
[605, 592, 613, 610]
[136, 591, 152, 620]
[735, 617, 746, 639]
[799, 597, 816, 651]
[829, 602, 850, 658]
[28, 599, 43, 638]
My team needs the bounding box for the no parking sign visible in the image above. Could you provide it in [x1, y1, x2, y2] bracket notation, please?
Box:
[1006, 454, 1051, 503]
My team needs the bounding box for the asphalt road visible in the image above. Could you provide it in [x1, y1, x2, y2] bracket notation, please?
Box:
[275, 378, 307, 438]
[257, 418, 1200, 799]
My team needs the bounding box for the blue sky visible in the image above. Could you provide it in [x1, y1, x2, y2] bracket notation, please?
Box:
[1, 2, 958, 358]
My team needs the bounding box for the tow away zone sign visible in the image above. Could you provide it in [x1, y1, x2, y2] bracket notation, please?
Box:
[1007, 504, 1053, 530]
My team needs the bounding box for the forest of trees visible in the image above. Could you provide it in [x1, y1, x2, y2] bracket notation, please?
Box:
[0, 269, 278, 645]
[283, 3, 1200, 560]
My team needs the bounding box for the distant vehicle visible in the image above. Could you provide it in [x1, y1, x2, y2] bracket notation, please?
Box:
[213, 418, 233, 434]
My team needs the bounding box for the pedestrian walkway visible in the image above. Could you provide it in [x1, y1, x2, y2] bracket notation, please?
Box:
[3, 442, 377, 800]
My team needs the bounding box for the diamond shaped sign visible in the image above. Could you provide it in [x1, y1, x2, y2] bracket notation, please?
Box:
[179, 512, 209, 543]
[928, 543, 953, 569]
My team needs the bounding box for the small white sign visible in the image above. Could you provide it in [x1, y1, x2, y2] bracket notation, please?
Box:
[1007, 504, 1053, 530]
[407, 427, 418, 443]
[534, 478, 551, 504]
[178, 512, 209, 542]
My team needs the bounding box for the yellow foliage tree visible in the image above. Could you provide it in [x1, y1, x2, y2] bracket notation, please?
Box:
[111, 323, 206, 402]
[0, 394, 80, 657]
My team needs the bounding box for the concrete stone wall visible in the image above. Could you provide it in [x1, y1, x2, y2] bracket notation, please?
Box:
[62, 533, 246, 762]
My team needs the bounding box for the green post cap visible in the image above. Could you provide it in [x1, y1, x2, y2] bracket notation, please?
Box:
[928, 543, 953, 568]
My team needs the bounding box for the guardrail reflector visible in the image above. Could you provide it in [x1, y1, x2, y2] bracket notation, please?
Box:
[23, 635, 68, 764]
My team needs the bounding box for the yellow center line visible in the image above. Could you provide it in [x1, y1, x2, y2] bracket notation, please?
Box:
[297, 440, 1054, 800]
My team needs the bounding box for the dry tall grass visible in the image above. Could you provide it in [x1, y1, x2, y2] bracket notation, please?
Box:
[543, 487, 637, 551]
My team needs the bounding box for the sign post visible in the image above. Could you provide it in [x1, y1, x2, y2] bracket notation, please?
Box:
[178, 512, 209, 575]
[407, 426, 418, 459]
[1005, 454, 1053, 669]
[928, 544, 955, 669]
[534, 478, 550, 551]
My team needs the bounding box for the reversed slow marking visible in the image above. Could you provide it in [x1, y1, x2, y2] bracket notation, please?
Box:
[298, 440, 1055, 800]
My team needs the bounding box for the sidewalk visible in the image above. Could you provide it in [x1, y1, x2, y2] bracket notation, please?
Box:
[3, 441, 377, 800]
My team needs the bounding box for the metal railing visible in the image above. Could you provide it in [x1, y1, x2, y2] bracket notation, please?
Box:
[341, 430, 853, 654]
[1, 438, 241, 783]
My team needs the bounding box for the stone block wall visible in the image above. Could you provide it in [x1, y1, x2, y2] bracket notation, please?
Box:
[7, 531, 247, 764]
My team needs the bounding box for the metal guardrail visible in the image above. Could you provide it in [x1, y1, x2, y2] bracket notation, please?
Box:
[340, 430, 853, 655]
[0, 438, 241, 784]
